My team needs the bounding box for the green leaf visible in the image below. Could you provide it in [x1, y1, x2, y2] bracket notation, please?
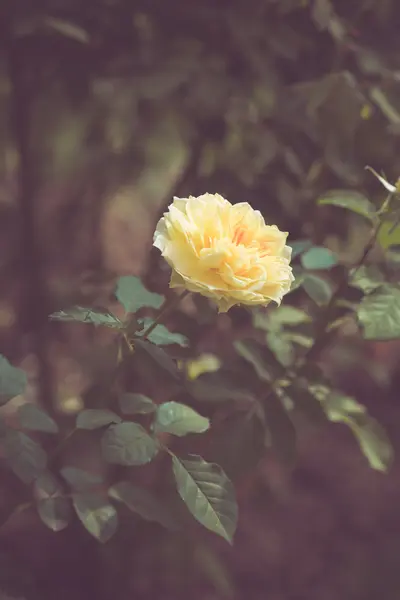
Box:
[322, 392, 392, 472]
[37, 496, 71, 532]
[288, 239, 312, 258]
[308, 383, 331, 405]
[3, 430, 47, 483]
[234, 339, 274, 381]
[378, 219, 400, 250]
[270, 306, 311, 326]
[61, 467, 103, 491]
[264, 391, 297, 467]
[289, 267, 306, 292]
[76, 409, 121, 430]
[17, 403, 58, 433]
[116, 276, 164, 313]
[349, 265, 385, 294]
[302, 274, 333, 305]
[285, 332, 313, 348]
[133, 339, 182, 382]
[253, 306, 310, 333]
[172, 455, 238, 543]
[317, 190, 377, 223]
[266, 332, 295, 367]
[350, 417, 393, 472]
[252, 311, 273, 332]
[34, 472, 71, 532]
[155, 401, 210, 437]
[109, 481, 179, 530]
[137, 319, 188, 347]
[50, 307, 123, 329]
[35, 471, 62, 496]
[119, 393, 156, 415]
[73, 492, 118, 543]
[357, 285, 400, 340]
[301, 247, 338, 270]
[101, 422, 159, 466]
[323, 392, 366, 421]
[0, 356, 27, 405]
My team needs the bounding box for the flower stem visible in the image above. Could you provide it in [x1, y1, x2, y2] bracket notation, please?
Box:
[140, 289, 190, 341]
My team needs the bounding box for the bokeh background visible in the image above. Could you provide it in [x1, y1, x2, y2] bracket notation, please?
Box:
[1, 1, 400, 599]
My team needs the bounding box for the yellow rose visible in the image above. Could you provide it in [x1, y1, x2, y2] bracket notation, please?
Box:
[153, 193, 294, 312]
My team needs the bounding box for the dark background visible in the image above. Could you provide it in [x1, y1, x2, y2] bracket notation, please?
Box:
[1, 1, 400, 599]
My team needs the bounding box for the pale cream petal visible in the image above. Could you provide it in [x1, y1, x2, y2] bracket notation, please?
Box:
[215, 296, 237, 313]
[169, 270, 186, 289]
[281, 245, 292, 261]
[171, 197, 190, 214]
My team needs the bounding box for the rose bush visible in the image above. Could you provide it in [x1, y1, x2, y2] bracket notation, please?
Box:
[153, 193, 294, 312]
[0, 178, 397, 548]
